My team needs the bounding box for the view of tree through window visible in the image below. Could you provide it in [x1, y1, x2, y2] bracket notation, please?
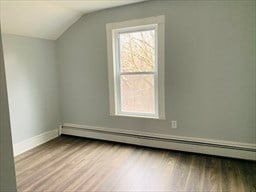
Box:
[119, 29, 156, 114]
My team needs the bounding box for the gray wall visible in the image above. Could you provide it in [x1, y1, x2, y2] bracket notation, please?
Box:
[57, 0, 256, 144]
[2, 34, 61, 144]
[0, 30, 17, 191]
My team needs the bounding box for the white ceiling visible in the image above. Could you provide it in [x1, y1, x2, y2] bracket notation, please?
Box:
[0, 0, 146, 40]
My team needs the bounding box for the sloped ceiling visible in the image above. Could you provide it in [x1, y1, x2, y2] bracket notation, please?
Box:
[0, 0, 146, 40]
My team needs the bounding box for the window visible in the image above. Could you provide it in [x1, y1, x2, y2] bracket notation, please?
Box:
[106, 16, 165, 119]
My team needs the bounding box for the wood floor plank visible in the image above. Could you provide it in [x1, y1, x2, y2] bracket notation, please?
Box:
[15, 135, 256, 192]
[184, 155, 206, 192]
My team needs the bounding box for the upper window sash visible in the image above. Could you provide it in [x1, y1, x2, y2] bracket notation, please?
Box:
[115, 26, 157, 74]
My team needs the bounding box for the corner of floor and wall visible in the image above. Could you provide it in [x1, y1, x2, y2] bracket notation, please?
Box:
[1, 0, 256, 162]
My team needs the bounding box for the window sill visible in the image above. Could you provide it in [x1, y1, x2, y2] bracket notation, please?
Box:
[111, 113, 165, 120]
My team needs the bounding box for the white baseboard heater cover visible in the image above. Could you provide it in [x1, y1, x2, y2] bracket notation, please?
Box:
[61, 123, 256, 161]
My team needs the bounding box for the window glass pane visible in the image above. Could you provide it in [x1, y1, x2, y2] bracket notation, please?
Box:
[120, 74, 155, 114]
[119, 29, 155, 73]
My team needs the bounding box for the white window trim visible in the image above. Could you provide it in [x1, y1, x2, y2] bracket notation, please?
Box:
[106, 15, 165, 120]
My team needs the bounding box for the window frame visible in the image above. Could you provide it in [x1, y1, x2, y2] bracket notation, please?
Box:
[106, 15, 165, 119]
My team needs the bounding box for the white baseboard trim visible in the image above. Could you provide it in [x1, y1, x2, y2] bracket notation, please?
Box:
[13, 128, 59, 156]
[62, 123, 256, 161]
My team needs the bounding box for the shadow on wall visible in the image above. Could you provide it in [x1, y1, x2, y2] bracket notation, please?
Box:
[0, 27, 17, 191]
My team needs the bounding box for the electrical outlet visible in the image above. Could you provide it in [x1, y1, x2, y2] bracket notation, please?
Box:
[171, 121, 177, 129]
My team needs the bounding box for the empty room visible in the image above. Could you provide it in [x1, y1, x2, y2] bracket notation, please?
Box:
[0, 0, 255, 191]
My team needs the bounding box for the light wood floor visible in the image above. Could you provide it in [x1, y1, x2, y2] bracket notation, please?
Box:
[15, 135, 256, 192]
